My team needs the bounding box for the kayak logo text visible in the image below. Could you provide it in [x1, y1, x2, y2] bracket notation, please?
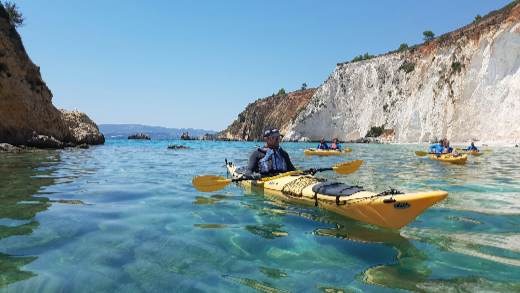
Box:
[394, 202, 410, 209]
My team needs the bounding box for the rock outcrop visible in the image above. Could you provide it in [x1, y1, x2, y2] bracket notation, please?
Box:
[167, 144, 189, 150]
[220, 88, 316, 141]
[60, 110, 105, 145]
[0, 4, 104, 148]
[284, 1, 520, 144]
[0, 143, 22, 152]
[128, 133, 151, 140]
[27, 134, 64, 149]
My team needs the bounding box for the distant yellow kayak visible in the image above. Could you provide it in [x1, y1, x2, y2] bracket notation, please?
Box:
[304, 148, 352, 156]
[429, 154, 468, 164]
[459, 150, 483, 156]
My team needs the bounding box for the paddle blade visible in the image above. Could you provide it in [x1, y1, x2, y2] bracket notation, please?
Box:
[415, 151, 428, 157]
[333, 160, 363, 175]
[192, 175, 231, 192]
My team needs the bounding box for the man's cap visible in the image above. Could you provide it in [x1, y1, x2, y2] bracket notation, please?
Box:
[263, 128, 282, 138]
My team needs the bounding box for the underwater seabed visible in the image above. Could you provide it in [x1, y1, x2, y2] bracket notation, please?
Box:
[230, 185, 520, 292]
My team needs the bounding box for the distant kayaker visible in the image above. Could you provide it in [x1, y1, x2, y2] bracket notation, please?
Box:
[245, 128, 296, 178]
[441, 139, 453, 154]
[317, 138, 330, 150]
[465, 142, 479, 152]
[330, 138, 342, 151]
[428, 139, 444, 154]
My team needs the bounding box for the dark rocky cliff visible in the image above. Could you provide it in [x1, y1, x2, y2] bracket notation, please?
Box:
[0, 4, 104, 147]
[219, 88, 316, 141]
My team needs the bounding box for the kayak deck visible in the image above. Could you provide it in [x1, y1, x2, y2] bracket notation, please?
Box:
[226, 162, 447, 229]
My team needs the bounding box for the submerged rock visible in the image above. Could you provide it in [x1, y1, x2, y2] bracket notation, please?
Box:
[167, 144, 189, 150]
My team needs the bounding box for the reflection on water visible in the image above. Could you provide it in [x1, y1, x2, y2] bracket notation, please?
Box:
[1, 141, 520, 292]
[0, 151, 59, 287]
[0, 253, 37, 288]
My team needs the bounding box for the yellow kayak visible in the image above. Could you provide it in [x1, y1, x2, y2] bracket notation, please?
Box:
[459, 150, 482, 156]
[304, 148, 352, 156]
[428, 154, 468, 164]
[226, 162, 447, 229]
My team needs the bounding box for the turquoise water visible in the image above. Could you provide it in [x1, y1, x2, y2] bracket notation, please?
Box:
[1, 140, 520, 292]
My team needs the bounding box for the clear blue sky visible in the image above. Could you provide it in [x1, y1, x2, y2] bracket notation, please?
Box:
[16, 0, 511, 130]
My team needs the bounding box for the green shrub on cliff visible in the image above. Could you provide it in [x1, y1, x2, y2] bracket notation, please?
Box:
[473, 14, 482, 23]
[452, 61, 462, 73]
[398, 43, 409, 52]
[366, 126, 385, 138]
[277, 88, 286, 96]
[399, 61, 415, 74]
[423, 31, 435, 42]
[3, 1, 24, 27]
[351, 53, 375, 63]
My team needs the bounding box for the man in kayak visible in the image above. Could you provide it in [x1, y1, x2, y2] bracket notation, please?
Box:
[465, 142, 479, 152]
[317, 138, 330, 150]
[245, 128, 296, 178]
[329, 138, 342, 151]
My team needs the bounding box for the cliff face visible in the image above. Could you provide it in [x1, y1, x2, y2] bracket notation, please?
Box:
[220, 88, 316, 141]
[0, 5, 103, 146]
[285, 2, 520, 144]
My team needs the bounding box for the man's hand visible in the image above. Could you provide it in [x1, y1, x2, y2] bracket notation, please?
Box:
[242, 173, 261, 180]
[307, 168, 317, 175]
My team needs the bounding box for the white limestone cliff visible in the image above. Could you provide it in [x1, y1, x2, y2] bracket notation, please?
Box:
[285, 3, 520, 144]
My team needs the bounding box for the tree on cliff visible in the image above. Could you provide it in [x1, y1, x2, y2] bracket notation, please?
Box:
[277, 88, 286, 96]
[3, 1, 24, 27]
[423, 31, 435, 42]
[301, 83, 307, 91]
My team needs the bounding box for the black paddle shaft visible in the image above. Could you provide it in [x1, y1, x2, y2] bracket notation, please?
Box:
[305, 167, 332, 175]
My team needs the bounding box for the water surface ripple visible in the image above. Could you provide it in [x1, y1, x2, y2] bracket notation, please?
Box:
[1, 140, 519, 292]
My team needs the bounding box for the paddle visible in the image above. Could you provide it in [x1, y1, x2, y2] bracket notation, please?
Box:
[415, 151, 429, 157]
[455, 147, 491, 153]
[192, 160, 364, 193]
[310, 159, 363, 175]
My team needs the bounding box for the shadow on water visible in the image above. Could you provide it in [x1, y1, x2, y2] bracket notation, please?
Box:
[0, 151, 60, 287]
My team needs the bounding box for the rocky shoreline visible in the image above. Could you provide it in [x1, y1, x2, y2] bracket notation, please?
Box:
[0, 5, 104, 150]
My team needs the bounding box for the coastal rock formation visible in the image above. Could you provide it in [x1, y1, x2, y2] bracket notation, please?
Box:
[0, 143, 22, 152]
[61, 110, 105, 145]
[284, 1, 520, 144]
[27, 134, 64, 149]
[220, 88, 316, 141]
[0, 4, 104, 147]
[128, 133, 151, 140]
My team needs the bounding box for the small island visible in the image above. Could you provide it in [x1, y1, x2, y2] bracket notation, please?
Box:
[128, 133, 151, 140]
